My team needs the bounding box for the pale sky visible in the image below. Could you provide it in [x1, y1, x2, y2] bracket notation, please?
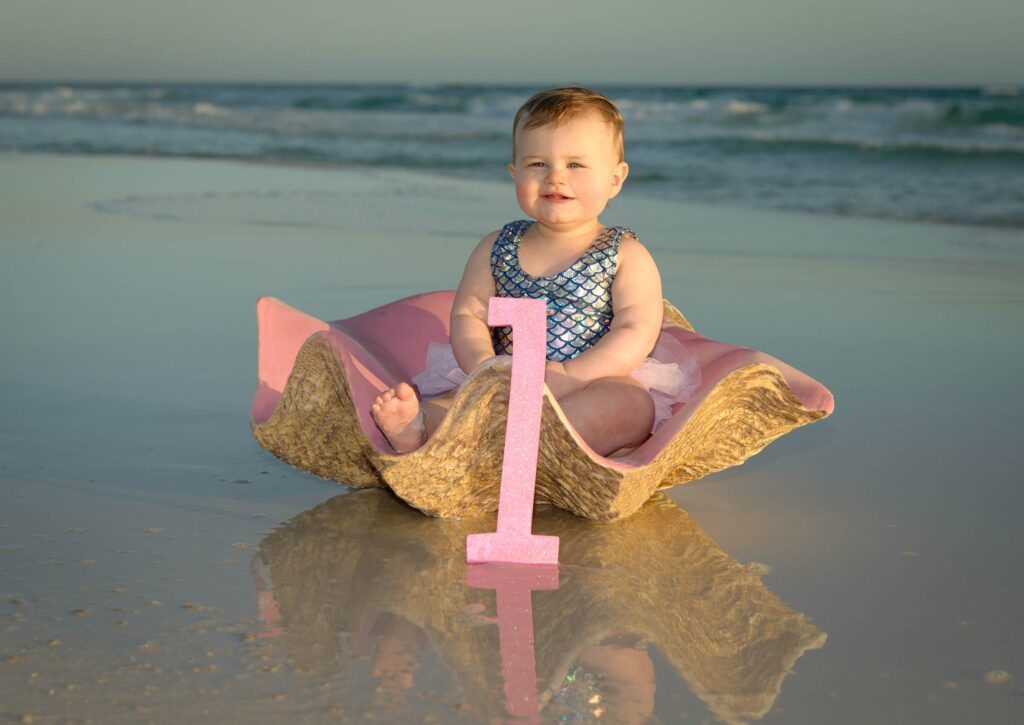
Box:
[2, 0, 1022, 85]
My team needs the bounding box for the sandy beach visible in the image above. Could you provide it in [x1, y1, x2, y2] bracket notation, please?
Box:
[2, 152, 1023, 723]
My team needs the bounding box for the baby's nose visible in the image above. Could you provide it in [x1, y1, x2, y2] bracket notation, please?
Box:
[545, 166, 566, 182]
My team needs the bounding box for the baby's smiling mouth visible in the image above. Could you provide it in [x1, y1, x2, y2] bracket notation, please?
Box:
[542, 193, 573, 201]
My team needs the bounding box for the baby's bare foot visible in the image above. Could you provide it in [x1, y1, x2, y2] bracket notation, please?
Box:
[371, 382, 425, 454]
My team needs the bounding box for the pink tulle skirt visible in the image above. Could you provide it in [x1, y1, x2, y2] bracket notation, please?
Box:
[411, 337, 701, 435]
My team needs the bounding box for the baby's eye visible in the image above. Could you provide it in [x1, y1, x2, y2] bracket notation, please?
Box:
[568, 162, 584, 168]
[529, 162, 546, 167]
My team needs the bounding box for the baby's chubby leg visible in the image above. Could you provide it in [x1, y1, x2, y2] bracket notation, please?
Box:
[557, 377, 655, 457]
[372, 371, 653, 458]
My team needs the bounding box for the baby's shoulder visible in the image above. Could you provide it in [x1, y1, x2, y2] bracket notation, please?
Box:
[478, 228, 503, 251]
[463, 228, 504, 268]
[612, 227, 659, 272]
[612, 226, 647, 253]
[478, 221, 525, 254]
[606, 224, 640, 245]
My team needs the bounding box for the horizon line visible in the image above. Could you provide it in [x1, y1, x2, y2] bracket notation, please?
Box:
[0, 78, 1021, 91]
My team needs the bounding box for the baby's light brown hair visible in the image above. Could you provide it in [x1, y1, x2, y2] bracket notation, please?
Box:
[511, 87, 625, 163]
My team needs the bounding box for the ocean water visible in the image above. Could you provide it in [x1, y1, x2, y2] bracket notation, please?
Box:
[2, 82, 1023, 228]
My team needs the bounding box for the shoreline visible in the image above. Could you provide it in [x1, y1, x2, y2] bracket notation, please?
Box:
[6, 148, 1024, 234]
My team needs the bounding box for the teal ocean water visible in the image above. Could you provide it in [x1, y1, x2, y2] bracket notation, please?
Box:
[2, 82, 1023, 227]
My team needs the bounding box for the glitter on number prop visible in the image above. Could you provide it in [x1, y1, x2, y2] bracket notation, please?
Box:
[466, 297, 558, 565]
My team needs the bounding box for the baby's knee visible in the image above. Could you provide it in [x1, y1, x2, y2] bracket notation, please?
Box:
[590, 376, 655, 419]
[629, 381, 656, 427]
[586, 374, 637, 388]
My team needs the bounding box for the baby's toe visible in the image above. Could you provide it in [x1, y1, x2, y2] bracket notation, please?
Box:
[394, 382, 416, 401]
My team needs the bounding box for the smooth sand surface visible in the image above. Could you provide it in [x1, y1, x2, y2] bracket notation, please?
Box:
[1, 152, 1022, 723]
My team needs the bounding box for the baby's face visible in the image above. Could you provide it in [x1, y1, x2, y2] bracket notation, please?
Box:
[508, 112, 629, 233]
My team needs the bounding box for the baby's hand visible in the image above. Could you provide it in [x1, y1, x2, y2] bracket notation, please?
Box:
[544, 360, 588, 400]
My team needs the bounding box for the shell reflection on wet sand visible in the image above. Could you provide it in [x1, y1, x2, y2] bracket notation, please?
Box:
[253, 489, 826, 723]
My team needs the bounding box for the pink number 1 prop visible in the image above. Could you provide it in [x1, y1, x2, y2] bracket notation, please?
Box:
[466, 297, 560, 565]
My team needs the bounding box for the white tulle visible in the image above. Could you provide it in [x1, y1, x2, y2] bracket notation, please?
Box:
[411, 342, 473, 397]
[411, 337, 701, 434]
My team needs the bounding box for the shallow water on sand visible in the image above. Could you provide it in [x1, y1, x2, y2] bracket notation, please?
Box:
[1, 154, 1023, 723]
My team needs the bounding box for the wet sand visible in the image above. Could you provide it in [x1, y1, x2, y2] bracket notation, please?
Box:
[1, 152, 1022, 723]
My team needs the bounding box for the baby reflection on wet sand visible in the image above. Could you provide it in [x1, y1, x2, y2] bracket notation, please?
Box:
[250, 489, 825, 723]
[364, 612, 425, 697]
[367, 613, 656, 723]
[554, 635, 657, 723]
[257, 560, 657, 721]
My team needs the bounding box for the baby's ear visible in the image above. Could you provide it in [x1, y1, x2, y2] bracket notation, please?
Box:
[507, 163, 516, 180]
[610, 161, 630, 197]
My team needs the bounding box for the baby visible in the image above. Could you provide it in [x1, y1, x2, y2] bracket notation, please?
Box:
[372, 87, 692, 457]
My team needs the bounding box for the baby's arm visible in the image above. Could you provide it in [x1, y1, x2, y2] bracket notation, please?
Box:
[449, 232, 500, 374]
[547, 234, 663, 397]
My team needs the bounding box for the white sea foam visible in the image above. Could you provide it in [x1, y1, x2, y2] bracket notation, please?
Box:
[894, 98, 944, 118]
[726, 100, 769, 115]
[983, 84, 1020, 97]
[192, 102, 228, 116]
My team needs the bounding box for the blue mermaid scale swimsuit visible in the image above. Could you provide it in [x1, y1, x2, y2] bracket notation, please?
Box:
[490, 219, 631, 362]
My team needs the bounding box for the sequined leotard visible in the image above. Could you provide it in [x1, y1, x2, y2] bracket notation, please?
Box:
[490, 219, 634, 362]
